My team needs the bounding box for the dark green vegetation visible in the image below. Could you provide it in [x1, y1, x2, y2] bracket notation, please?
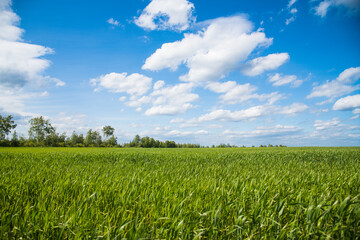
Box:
[0, 147, 359, 239]
[0, 114, 204, 148]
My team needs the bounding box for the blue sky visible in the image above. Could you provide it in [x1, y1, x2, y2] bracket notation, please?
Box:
[0, 0, 359, 146]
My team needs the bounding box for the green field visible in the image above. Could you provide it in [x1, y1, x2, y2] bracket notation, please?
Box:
[0, 147, 359, 239]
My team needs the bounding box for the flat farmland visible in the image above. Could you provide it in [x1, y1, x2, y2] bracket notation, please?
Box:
[0, 147, 359, 239]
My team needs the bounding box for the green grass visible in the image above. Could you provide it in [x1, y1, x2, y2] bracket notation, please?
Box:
[0, 147, 359, 239]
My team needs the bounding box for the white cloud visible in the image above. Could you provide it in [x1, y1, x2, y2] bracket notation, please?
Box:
[126, 95, 151, 108]
[0, 86, 48, 117]
[224, 124, 301, 138]
[315, 1, 333, 17]
[307, 66, 360, 101]
[164, 129, 208, 137]
[0, 0, 63, 88]
[336, 66, 360, 82]
[311, 118, 360, 141]
[290, 8, 298, 14]
[186, 102, 308, 123]
[144, 82, 198, 115]
[286, 16, 296, 25]
[90, 72, 152, 96]
[170, 118, 184, 124]
[241, 53, 289, 76]
[314, 118, 340, 130]
[206, 81, 283, 105]
[314, 0, 360, 18]
[140, 126, 207, 138]
[288, 0, 297, 8]
[107, 18, 121, 26]
[119, 96, 127, 102]
[353, 108, 360, 114]
[278, 103, 309, 116]
[134, 0, 195, 31]
[333, 94, 360, 111]
[143, 16, 273, 83]
[52, 112, 88, 134]
[90, 75, 198, 116]
[268, 73, 303, 87]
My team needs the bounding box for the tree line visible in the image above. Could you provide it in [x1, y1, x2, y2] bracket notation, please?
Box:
[0, 115, 202, 148]
[0, 114, 287, 148]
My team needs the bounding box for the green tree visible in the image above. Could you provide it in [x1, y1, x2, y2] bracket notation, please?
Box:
[130, 134, 141, 147]
[11, 131, 20, 147]
[85, 129, 102, 147]
[102, 126, 115, 139]
[0, 114, 17, 140]
[69, 131, 84, 146]
[28, 116, 55, 143]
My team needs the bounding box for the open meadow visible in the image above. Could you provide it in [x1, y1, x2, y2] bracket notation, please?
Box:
[0, 147, 359, 239]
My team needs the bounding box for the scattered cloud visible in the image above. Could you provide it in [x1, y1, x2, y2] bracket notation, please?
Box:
[333, 94, 360, 111]
[268, 73, 303, 87]
[184, 102, 308, 123]
[241, 53, 289, 76]
[140, 125, 207, 139]
[143, 16, 273, 83]
[286, 16, 296, 25]
[206, 81, 283, 104]
[107, 18, 121, 27]
[90, 72, 152, 96]
[312, 118, 360, 140]
[314, 0, 360, 18]
[0, 0, 64, 88]
[337, 66, 360, 82]
[285, 0, 298, 25]
[314, 118, 340, 130]
[307, 66, 360, 102]
[134, 0, 195, 31]
[278, 102, 309, 116]
[353, 108, 360, 114]
[288, 0, 297, 8]
[52, 112, 88, 134]
[145, 82, 198, 115]
[0, 86, 48, 117]
[223, 124, 302, 138]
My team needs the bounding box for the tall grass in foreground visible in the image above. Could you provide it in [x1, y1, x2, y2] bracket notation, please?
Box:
[0, 147, 359, 239]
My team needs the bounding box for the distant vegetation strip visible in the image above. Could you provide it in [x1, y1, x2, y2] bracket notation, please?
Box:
[0, 114, 287, 148]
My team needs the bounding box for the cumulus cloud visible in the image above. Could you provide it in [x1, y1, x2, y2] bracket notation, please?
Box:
[206, 81, 283, 105]
[143, 16, 273, 83]
[307, 66, 360, 101]
[337, 66, 360, 82]
[134, 0, 195, 31]
[314, 0, 360, 17]
[90, 74, 198, 116]
[223, 124, 301, 138]
[90, 72, 152, 96]
[241, 53, 289, 76]
[184, 102, 308, 123]
[268, 73, 303, 87]
[0, 0, 64, 88]
[144, 82, 198, 115]
[333, 94, 360, 111]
